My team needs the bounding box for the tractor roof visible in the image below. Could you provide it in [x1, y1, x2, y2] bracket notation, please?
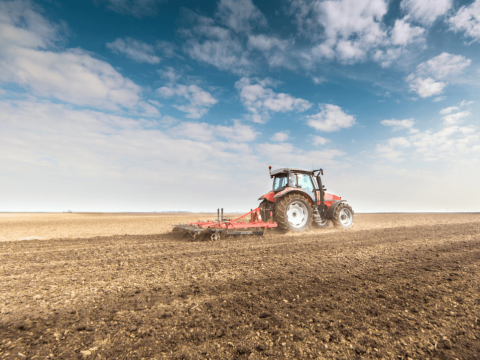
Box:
[270, 168, 314, 176]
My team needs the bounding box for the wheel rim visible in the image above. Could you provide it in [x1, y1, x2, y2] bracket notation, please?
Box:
[338, 207, 353, 227]
[286, 201, 308, 228]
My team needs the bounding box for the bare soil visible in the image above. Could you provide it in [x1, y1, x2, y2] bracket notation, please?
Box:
[1, 213, 479, 359]
[0, 213, 221, 242]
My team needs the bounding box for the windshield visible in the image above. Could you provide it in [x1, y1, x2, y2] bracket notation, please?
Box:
[273, 174, 296, 192]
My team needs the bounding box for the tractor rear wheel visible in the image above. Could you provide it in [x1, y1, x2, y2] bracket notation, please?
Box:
[275, 193, 313, 232]
[332, 203, 354, 229]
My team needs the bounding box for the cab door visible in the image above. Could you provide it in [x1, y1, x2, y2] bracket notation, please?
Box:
[296, 174, 316, 204]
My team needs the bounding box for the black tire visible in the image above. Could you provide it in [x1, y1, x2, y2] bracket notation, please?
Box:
[275, 193, 313, 232]
[332, 203, 354, 229]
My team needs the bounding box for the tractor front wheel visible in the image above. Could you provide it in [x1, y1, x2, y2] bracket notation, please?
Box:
[332, 203, 354, 229]
[275, 193, 313, 232]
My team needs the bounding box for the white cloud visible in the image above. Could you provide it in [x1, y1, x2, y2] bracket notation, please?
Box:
[156, 41, 179, 58]
[389, 137, 411, 147]
[216, 0, 267, 33]
[390, 17, 425, 46]
[184, 38, 250, 75]
[381, 118, 417, 133]
[247, 35, 295, 69]
[100, 0, 166, 18]
[0, 0, 63, 49]
[180, 4, 294, 73]
[406, 76, 446, 98]
[312, 136, 330, 146]
[312, 76, 326, 85]
[406, 53, 471, 98]
[376, 137, 411, 162]
[180, 10, 251, 75]
[377, 113, 480, 164]
[335, 40, 367, 62]
[247, 34, 290, 51]
[132, 101, 161, 117]
[433, 96, 446, 102]
[291, 0, 432, 68]
[214, 121, 260, 142]
[307, 104, 356, 132]
[157, 84, 217, 119]
[400, 0, 453, 25]
[411, 125, 479, 162]
[448, 0, 480, 41]
[235, 77, 312, 123]
[106, 37, 160, 64]
[178, 1, 274, 75]
[442, 111, 470, 125]
[416, 53, 471, 79]
[372, 48, 403, 68]
[255, 143, 345, 168]
[1, 48, 141, 109]
[439, 106, 459, 115]
[271, 132, 289, 142]
[169, 120, 258, 142]
[0, 0, 141, 109]
[291, 0, 388, 63]
[460, 100, 475, 107]
[157, 66, 181, 83]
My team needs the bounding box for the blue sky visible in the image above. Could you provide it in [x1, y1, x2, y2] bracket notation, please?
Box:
[1, 0, 479, 212]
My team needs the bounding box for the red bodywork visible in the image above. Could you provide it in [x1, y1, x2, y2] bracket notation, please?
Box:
[323, 192, 341, 206]
[259, 190, 275, 202]
[261, 189, 341, 208]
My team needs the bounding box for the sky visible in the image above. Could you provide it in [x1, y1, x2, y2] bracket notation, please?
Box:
[0, 0, 479, 213]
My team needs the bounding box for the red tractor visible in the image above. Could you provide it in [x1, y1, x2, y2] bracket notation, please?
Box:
[173, 166, 354, 239]
[259, 167, 354, 232]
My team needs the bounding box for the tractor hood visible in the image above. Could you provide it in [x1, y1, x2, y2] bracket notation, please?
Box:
[324, 192, 341, 202]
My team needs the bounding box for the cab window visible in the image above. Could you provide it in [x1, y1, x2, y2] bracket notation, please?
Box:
[273, 176, 288, 191]
[289, 173, 296, 187]
[273, 173, 297, 191]
[297, 174, 314, 192]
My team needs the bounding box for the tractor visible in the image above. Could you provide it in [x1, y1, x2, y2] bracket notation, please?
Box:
[173, 166, 354, 239]
[259, 167, 354, 231]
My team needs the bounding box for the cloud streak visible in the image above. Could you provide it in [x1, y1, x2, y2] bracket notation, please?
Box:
[107, 37, 161, 64]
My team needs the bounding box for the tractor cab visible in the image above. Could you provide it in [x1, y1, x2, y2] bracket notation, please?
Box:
[270, 167, 322, 200]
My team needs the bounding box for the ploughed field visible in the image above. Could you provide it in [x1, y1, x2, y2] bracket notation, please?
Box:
[1, 213, 479, 360]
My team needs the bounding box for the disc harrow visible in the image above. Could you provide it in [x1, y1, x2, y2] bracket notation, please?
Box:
[173, 208, 277, 240]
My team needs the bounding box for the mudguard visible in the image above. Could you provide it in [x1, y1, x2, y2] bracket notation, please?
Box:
[273, 187, 314, 205]
[258, 191, 275, 202]
[325, 200, 346, 219]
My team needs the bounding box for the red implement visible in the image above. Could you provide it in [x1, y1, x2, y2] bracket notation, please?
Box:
[173, 207, 277, 239]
